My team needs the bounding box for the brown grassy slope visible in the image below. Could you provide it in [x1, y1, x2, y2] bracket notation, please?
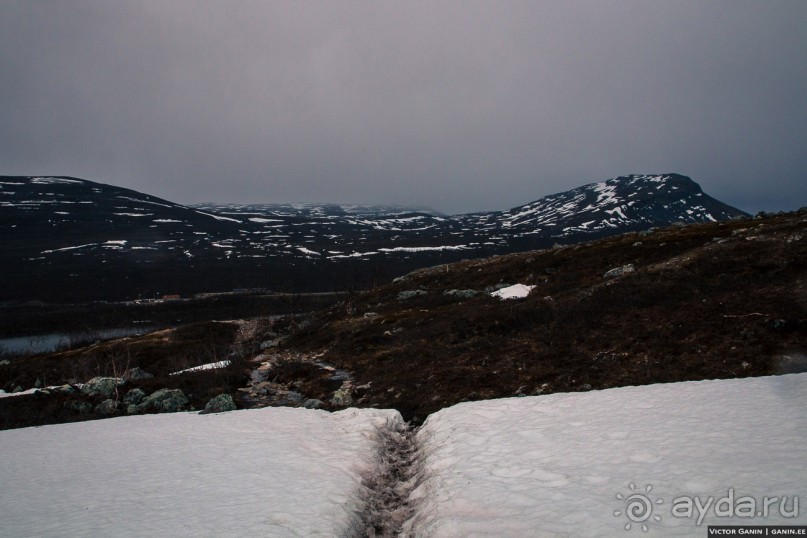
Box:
[285, 211, 807, 422]
[0, 321, 247, 429]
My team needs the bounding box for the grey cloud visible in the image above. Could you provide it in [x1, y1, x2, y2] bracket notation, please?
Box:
[1, 0, 805, 214]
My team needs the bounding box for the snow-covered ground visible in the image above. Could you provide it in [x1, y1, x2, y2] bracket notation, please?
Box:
[1, 374, 805, 537]
[0, 407, 400, 537]
[490, 283, 535, 300]
[168, 359, 231, 375]
[406, 373, 807, 536]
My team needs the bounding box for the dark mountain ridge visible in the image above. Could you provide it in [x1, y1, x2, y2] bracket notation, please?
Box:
[0, 173, 747, 302]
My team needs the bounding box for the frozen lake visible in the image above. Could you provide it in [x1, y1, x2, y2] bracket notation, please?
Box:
[0, 327, 153, 355]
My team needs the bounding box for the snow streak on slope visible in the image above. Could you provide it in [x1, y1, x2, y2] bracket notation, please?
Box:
[405, 374, 807, 536]
[0, 407, 402, 537]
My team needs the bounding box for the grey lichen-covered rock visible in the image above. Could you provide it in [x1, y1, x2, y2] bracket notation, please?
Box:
[397, 289, 427, 300]
[52, 384, 77, 395]
[330, 385, 353, 407]
[81, 377, 125, 398]
[155, 389, 189, 413]
[326, 370, 351, 383]
[95, 399, 118, 415]
[122, 367, 154, 381]
[200, 394, 237, 414]
[603, 264, 635, 278]
[131, 388, 189, 414]
[303, 398, 323, 409]
[123, 388, 146, 406]
[443, 289, 479, 299]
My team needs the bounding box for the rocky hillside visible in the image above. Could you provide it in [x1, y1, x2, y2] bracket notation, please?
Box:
[0, 174, 746, 302]
[279, 209, 806, 422]
[2, 209, 803, 429]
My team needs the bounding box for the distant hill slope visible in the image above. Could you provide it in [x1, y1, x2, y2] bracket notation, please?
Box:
[467, 173, 744, 233]
[191, 201, 445, 218]
[0, 174, 747, 302]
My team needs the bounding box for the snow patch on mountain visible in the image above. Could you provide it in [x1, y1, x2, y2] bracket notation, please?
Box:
[490, 283, 535, 300]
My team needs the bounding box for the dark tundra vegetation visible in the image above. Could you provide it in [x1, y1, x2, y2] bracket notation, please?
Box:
[2, 209, 804, 429]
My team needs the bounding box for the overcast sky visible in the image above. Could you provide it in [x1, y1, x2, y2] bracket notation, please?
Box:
[1, 1, 805, 214]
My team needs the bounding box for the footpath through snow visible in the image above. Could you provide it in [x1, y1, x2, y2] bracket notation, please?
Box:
[1, 373, 806, 536]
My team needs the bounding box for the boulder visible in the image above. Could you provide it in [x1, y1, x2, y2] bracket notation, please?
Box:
[130, 388, 189, 414]
[330, 385, 353, 407]
[81, 377, 125, 398]
[397, 289, 427, 300]
[95, 399, 118, 415]
[200, 394, 237, 414]
[303, 398, 323, 409]
[443, 289, 479, 299]
[603, 264, 635, 278]
[153, 389, 189, 413]
[123, 388, 146, 406]
[52, 384, 77, 395]
[122, 367, 154, 381]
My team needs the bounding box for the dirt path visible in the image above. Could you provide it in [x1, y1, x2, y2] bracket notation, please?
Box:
[353, 420, 423, 537]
